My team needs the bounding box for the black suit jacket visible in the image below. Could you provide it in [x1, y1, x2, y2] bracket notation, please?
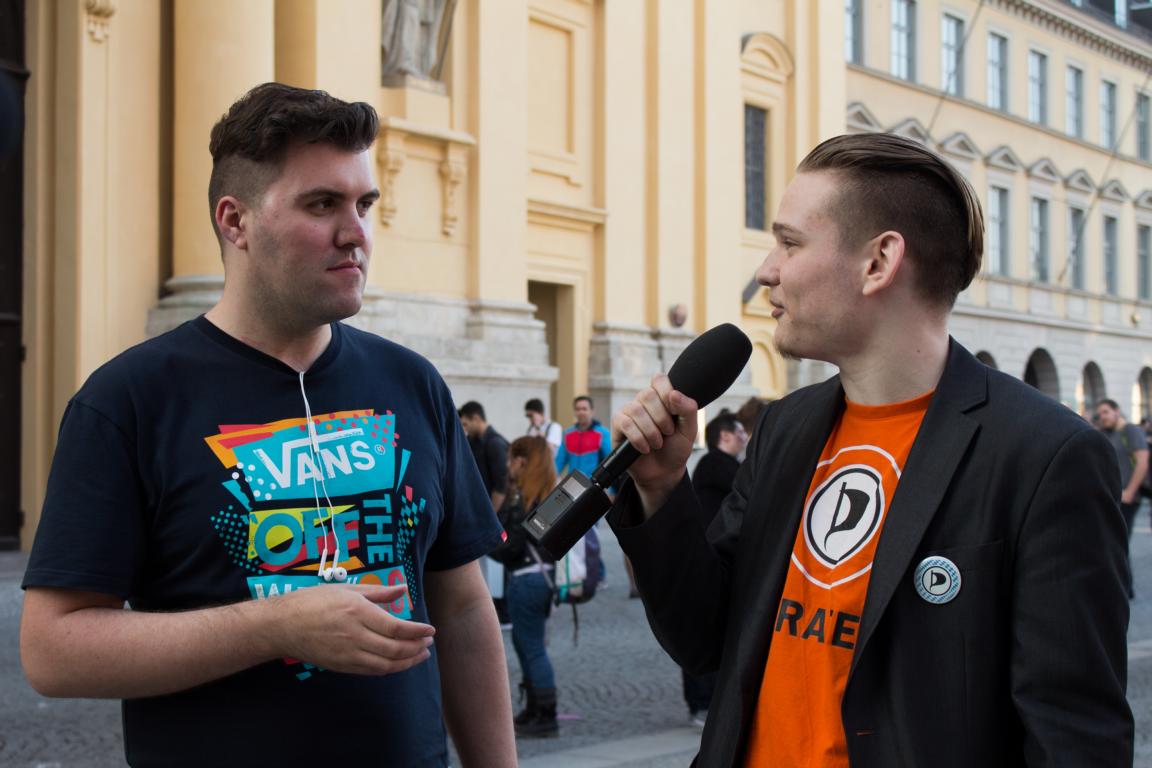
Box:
[609, 340, 1132, 767]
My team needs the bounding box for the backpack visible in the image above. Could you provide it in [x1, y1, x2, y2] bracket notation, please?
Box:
[526, 527, 603, 645]
[553, 526, 601, 605]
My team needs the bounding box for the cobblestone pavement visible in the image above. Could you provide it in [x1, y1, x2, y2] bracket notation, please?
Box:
[4, 516, 1152, 766]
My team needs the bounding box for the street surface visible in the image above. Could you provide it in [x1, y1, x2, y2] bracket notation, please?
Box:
[2, 515, 1152, 766]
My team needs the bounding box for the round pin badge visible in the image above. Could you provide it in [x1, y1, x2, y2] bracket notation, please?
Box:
[914, 556, 961, 604]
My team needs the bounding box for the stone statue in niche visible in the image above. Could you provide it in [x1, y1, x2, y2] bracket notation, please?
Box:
[381, 0, 459, 86]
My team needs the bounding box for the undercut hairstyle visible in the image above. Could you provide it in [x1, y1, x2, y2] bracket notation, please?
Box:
[524, 398, 546, 415]
[207, 82, 379, 230]
[797, 133, 984, 308]
[705, 411, 742, 452]
[458, 401, 486, 421]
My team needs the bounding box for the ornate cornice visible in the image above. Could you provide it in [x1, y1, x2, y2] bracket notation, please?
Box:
[992, 0, 1152, 71]
[85, 0, 116, 43]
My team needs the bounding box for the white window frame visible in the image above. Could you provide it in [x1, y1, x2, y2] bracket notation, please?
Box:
[1139, 223, 1152, 301]
[891, 0, 917, 82]
[941, 13, 965, 96]
[1068, 205, 1086, 289]
[1028, 50, 1048, 125]
[1103, 213, 1119, 295]
[1065, 65, 1083, 138]
[845, 0, 864, 64]
[1137, 92, 1151, 162]
[987, 185, 1011, 276]
[1030, 196, 1050, 282]
[1101, 79, 1118, 149]
[986, 32, 1009, 111]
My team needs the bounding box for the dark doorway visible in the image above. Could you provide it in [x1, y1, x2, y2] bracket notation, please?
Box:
[0, 0, 25, 550]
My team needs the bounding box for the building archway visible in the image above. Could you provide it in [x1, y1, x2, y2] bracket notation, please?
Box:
[1023, 348, 1060, 401]
[1138, 367, 1152, 422]
[1081, 362, 1107, 412]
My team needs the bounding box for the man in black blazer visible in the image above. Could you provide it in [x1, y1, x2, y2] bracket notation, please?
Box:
[608, 134, 1132, 767]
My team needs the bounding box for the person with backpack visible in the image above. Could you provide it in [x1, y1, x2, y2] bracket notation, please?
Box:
[488, 436, 561, 738]
[524, 398, 563, 456]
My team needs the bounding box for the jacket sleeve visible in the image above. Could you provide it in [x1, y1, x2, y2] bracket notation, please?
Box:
[486, 435, 509, 495]
[1011, 426, 1133, 766]
[554, 431, 569, 475]
[607, 432, 760, 674]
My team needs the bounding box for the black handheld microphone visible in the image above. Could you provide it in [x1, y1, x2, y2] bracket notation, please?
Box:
[525, 323, 753, 558]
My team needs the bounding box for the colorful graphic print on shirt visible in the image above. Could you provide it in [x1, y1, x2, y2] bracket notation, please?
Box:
[203, 408, 425, 681]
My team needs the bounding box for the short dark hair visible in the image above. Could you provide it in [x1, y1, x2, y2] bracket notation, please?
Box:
[797, 133, 984, 308]
[208, 82, 379, 224]
[1097, 398, 1120, 411]
[705, 411, 742, 451]
[524, 398, 545, 415]
[574, 395, 594, 409]
[458, 401, 486, 421]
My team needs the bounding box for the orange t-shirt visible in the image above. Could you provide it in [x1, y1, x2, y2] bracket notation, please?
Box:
[743, 391, 933, 768]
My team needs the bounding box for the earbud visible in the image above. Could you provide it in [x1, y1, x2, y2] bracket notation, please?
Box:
[321, 566, 348, 583]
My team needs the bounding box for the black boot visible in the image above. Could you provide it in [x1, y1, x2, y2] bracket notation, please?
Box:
[513, 683, 536, 726]
[516, 687, 558, 738]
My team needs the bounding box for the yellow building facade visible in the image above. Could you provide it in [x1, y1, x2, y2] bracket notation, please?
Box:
[843, 0, 1152, 419]
[7, 0, 1151, 549]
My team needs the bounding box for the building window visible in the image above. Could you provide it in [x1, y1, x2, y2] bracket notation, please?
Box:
[1116, 0, 1129, 28]
[1104, 215, 1118, 295]
[891, 0, 916, 81]
[987, 186, 1010, 276]
[941, 14, 964, 96]
[1138, 94, 1151, 162]
[745, 104, 767, 231]
[1066, 66, 1083, 138]
[1068, 206, 1086, 289]
[1139, 224, 1152, 301]
[1101, 80, 1117, 148]
[845, 0, 863, 64]
[987, 33, 1008, 111]
[1030, 198, 1049, 282]
[1028, 51, 1048, 125]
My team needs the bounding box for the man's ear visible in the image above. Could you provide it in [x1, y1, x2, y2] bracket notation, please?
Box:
[861, 231, 905, 297]
[214, 195, 250, 251]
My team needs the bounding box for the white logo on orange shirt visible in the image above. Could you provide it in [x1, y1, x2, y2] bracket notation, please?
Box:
[792, 445, 901, 590]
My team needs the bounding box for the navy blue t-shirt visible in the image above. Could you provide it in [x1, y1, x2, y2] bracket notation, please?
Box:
[23, 317, 503, 767]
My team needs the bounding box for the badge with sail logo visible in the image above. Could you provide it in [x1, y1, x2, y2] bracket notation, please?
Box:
[914, 556, 961, 604]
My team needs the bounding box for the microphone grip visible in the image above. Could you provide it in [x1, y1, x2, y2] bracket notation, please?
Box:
[590, 441, 640, 489]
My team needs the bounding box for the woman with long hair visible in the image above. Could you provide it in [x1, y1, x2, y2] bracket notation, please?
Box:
[488, 435, 559, 737]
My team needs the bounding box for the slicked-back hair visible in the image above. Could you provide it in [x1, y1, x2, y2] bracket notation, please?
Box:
[207, 82, 379, 230]
[458, 401, 486, 421]
[797, 133, 984, 308]
[705, 411, 742, 452]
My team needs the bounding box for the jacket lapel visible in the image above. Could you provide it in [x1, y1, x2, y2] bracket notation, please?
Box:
[734, 378, 845, 719]
[850, 340, 988, 675]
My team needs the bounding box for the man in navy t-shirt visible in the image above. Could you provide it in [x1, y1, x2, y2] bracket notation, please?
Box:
[20, 83, 515, 767]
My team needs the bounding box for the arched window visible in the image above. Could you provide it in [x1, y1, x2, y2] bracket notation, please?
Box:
[1023, 348, 1060, 401]
[1080, 362, 1106, 412]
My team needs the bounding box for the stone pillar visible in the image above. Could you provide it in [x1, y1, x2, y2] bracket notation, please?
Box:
[275, 0, 380, 103]
[149, 0, 275, 335]
[471, 0, 527, 303]
[350, 292, 556, 440]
